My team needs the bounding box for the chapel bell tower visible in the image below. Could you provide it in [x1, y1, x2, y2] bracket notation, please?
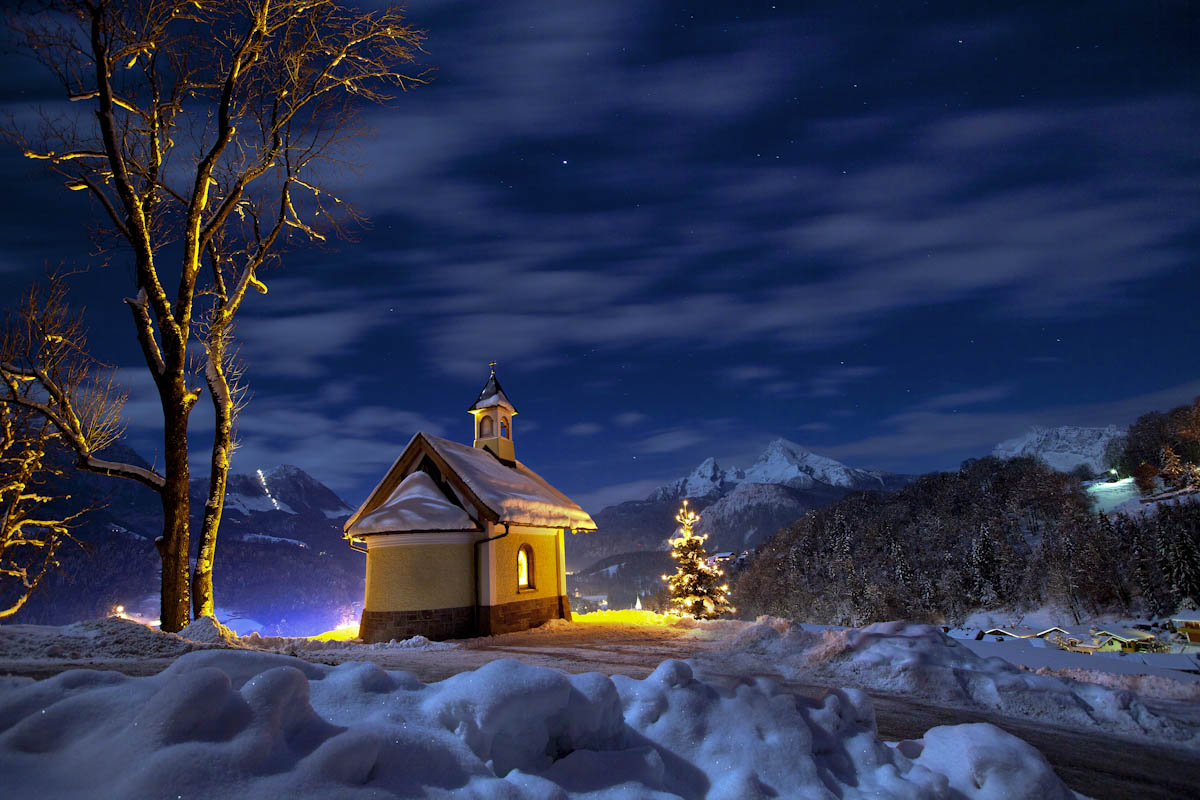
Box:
[469, 362, 517, 463]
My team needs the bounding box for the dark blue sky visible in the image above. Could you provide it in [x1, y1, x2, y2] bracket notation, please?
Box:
[1, 1, 1197, 512]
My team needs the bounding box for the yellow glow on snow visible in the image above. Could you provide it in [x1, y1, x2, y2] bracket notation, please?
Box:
[572, 609, 680, 626]
[309, 620, 360, 641]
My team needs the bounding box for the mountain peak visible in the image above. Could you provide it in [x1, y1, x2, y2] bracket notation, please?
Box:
[647, 437, 891, 501]
[760, 438, 814, 459]
[211, 463, 352, 519]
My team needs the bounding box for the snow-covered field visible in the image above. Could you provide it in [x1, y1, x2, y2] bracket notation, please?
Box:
[2, 612, 1199, 798]
[711, 620, 1199, 745]
[1085, 477, 1199, 516]
[1, 644, 1079, 799]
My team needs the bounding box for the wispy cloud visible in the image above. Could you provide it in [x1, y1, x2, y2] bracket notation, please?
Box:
[635, 429, 707, 455]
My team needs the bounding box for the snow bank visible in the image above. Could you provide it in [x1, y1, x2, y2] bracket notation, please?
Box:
[239, 631, 456, 653]
[0, 617, 201, 660]
[179, 615, 245, 648]
[0, 650, 1080, 799]
[723, 620, 1197, 746]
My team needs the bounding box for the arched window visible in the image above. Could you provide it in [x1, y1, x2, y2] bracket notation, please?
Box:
[517, 544, 533, 590]
[479, 415, 495, 438]
[500, 416, 510, 439]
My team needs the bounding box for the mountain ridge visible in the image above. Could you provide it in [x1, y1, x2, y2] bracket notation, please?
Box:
[992, 425, 1124, 475]
[648, 437, 904, 502]
[567, 438, 911, 571]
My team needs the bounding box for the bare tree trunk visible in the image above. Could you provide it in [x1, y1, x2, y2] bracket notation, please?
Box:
[158, 382, 192, 633]
[193, 340, 233, 620]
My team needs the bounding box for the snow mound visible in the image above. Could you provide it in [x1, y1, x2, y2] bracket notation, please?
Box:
[902, 723, 1076, 800]
[768, 621, 1196, 744]
[0, 650, 1080, 799]
[362, 634, 457, 651]
[178, 615, 244, 648]
[0, 617, 200, 660]
[237, 632, 456, 653]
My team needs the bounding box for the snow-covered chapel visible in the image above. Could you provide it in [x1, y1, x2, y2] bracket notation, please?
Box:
[343, 367, 596, 643]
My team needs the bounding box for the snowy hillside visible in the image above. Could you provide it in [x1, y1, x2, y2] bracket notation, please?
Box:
[209, 464, 353, 521]
[993, 425, 1124, 474]
[699, 482, 815, 548]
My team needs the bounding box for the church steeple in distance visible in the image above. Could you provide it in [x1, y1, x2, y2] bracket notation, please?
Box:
[469, 362, 517, 463]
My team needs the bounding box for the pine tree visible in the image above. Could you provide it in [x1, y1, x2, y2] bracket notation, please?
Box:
[662, 501, 733, 620]
[968, 524, 998, 607]
[1161, 445, 1186, 489]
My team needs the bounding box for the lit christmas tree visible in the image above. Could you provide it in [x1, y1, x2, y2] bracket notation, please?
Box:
[661, 500, 733, 619]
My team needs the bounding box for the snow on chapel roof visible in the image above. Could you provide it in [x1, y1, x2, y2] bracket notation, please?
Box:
[345, 433, 597, 534]
[425, 434, 595, 530]
[349, 471, 477, 535]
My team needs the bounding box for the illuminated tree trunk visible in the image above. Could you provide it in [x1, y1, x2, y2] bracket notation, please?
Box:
[193, 322, 234, 621]
[159, 412, 192, 632]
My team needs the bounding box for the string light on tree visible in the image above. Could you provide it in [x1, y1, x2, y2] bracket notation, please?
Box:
[661, 500, 733, 620]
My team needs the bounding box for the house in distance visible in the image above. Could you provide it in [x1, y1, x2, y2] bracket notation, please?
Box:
[344, 366, 597, 643]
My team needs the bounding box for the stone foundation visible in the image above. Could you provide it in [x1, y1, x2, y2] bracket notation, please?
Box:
[479, 594, 572, 636]
[359, 605, 475, 643]
[359, 595, 572, 642]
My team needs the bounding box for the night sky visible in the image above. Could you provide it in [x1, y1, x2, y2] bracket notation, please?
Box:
[1, 1, 1197, 512]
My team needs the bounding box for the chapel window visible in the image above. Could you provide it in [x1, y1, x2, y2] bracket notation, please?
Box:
[500, 417, 510, 438]
[479, 415, 495, 437]
[517, 544, 533, 590]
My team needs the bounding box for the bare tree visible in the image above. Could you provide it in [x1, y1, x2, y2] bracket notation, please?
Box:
[0, 406, 75, 620]
[3, 1, 428, 630]
[1, 281, 124, 619]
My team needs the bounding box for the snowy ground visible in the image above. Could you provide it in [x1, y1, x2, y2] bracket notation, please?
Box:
[3, 612, 1200, 798]
[1085, 477, 1200, 516]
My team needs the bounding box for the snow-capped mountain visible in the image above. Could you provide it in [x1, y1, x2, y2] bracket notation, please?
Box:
[568, 439, 910, 571]
[219, 465, 353, 520]
[992, 425, 1124, 475]
[650, 438, 897, 500]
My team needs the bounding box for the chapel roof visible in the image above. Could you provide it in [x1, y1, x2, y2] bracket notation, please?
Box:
[468, 371, 515, 413]
[345, 433, 596, 535]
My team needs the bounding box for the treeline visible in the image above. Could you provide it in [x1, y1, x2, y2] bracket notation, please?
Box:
[735, 457, 1200, 626]
[1112, 397, 1200, 491]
